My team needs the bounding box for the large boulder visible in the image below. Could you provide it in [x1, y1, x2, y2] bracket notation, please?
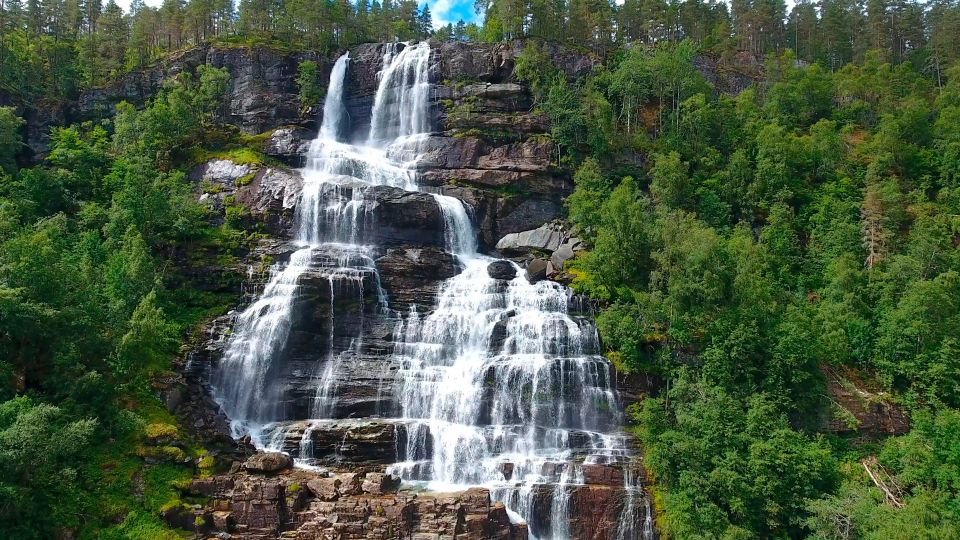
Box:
[487, 260, 518, 280]
[496, 223, 565, 254]
[244, 452, 292, 473]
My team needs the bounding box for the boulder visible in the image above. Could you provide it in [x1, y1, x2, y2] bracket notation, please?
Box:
[487, 260, 518, 280]
[305, 477, 341, 501]
[496, 224, 564, 254]
[243, 452, 292, 473]
[550, 242, 576, 271]
[361, 472, 401, 495]
[526, 259, 548, 282]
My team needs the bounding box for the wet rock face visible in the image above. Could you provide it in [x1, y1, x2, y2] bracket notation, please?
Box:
[365, 186, 447, 247]
[268, 420, 405, 467]
[169, 40, 659, 540]
[487, 260, 517, 280]
[376, 246, 462, 311]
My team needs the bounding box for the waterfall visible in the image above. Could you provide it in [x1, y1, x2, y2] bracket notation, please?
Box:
[368, 42, 432, 146]
[210, 41, 644, 539]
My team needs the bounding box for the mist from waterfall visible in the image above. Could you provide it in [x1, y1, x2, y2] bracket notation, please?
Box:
[210, 41, 644, 539]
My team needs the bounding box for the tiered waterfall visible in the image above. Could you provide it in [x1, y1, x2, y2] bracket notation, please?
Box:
[211, 42, 646, 540]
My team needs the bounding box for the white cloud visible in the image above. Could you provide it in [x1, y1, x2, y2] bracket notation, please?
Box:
[429, 0, 457, 29]
[113, 0, 163, 13]
[425, 0, 482, 30]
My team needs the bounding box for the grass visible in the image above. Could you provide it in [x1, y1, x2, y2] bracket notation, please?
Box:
[186, 146, 268, 167]
[95, 511, 188, 540]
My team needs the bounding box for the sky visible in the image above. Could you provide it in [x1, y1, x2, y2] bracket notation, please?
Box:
[112, 0, 482, 29]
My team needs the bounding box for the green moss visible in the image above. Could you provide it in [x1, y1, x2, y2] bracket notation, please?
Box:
[145, 423, 179, 441]
[238, 130, 275, 146]
[187, 146, 267, 167]
[225, 204, 246, 228]
[137, 445, 188, 463]
[143, 464, 192, 514]
[93, 511, 186, 540]
[200, 181, 223, 194]
[451, 127, 520, 145]
[235, 172, 256, 186]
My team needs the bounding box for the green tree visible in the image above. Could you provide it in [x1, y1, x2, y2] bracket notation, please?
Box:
[0, 107, 24, 174]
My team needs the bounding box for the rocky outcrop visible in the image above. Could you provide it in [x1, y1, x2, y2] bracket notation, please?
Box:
[435, 40, 599, 84]
[414, 135, 571, 250]
[268, 420, 405, 467]
[177, 468, 527, 539]
[78, 45, 327, 134]
[694, 51, 764, 95]
[495, 222, 584, 283]
[262, 126, 314, 166]
[819, 365, 910, 439]
[190, 158, 302, 236]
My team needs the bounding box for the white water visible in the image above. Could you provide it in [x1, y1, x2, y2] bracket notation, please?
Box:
[211, 42, 645, 539]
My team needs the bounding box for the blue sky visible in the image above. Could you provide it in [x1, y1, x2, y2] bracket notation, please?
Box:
[428, 0, 481, 28]
[113, 0, 483, 29]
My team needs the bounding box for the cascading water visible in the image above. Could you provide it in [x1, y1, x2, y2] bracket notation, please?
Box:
[210, 41, 646, 539]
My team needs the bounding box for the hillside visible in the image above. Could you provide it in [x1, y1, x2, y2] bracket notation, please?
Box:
[2, 1, 960, 539]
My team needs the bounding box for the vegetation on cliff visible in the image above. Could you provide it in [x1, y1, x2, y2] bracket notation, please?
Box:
[504, 12, 960, 540]
[0, 66, 253, 537]
[2, 0, 960, 538]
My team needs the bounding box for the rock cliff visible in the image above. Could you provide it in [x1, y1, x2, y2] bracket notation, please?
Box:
[133, 40, 655, 540]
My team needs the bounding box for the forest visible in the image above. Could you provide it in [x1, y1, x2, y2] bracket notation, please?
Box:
[2, 0, 960, 538]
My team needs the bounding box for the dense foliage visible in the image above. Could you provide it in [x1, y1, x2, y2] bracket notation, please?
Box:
[0, 0, 435, 102]
[504, 10, 960, 540]
[3, 0, 960, 538]
[0, 67, 246, 537]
